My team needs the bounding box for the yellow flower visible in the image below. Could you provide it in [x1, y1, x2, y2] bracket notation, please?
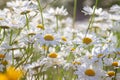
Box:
[0, 73, 8, 80]
[6, 66, 23, 80]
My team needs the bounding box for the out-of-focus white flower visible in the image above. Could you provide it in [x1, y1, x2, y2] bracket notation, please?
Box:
[1, 14, 26, 29]
[110, 21, 120, 32]
[110, 5, 120, 14]
[48, 6, 68, 16]
[7, 0, 37, 15]
[109, 14, 120, 21]
[7, 0, 37, 9]
[103, 57, 113, 66]
[82, 6, 103, 15]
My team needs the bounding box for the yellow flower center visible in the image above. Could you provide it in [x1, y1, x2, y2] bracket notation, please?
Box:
[6, 66, 23, 80]
[116, 51, 120, 55]
[70, 48, 76, 52]
[112, 62, 118, 67]
[0, 26, 9, 29]
[82, 37, 92, 44]
[0, 18, 4, 20]
[12, 20, 17, 25]
[37, 24, 44, 30]
[48, 52, 58, 58]
[0, 54, 5, 58]
[72, 61, 81, 65]
[61, 36, 67, 42]
[85, 69, 95, 76]
[21, 10, 30, 15]
[97, 54, 103, 58]
[1, 60, 8, 66]
[88, 54, 92, 59]
[107, 71, 115, 77]
[28, 32, 36, 36]
[42, 45, 48, 50]
[44, 34, 54, 41]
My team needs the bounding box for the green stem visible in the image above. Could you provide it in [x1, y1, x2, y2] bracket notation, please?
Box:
[57, 65, 60, 80]
[85, 0, 99, 37]
[114, 69, 117, 80]
[73, 0, 77, 28]
[9, 29, 13, 45]
[43, 72, 45, 80]
[56, 16, 59, 32]
[0, 28, 6, 45]
[0, 27, 2, 33]
[12, 50, 14, 65]
[12, 28, 21, 44]
[25, 14, 29, 30]
[37, 0, 44, 26]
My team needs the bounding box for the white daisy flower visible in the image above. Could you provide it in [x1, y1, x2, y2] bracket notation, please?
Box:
[48, 6, 68, 17]
[7, 0, 29, 8]
[77, 33, 99, 48]
[34, 29, 60, 46]
[3, 14, 26, 29]
[82, 6, 103, 15]
[110, 5, 120, 14]
[75, 64, 105, 80]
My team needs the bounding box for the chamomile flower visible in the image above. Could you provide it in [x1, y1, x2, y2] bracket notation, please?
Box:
[103, 57, 113, 66]
[78, 33, 98, 47]
[48, 6, 68, 17]
[46, 52, 66, 66]
[63, 58, 82, 71]
[92, 46, 107, 59]
[3, 14, 26, 29]
[114, 48, 120, 58]
[34, 29, 60, 46]
[110, 5, 120, 14]
[75, 64, 105, 80]
[106, 71, 116, 79]
[7, 0, 30, 8]
[82, 6, 103, 15]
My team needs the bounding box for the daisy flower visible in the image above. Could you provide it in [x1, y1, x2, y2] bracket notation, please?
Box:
[110, 5, 120, 14]
[7, 0, 30, 8]
[48, 6, 68, 17]
[34, 29, 60, 46]
[2, 14, 26, 29]
[75, 64, 105, 80]
[78, 33, 99, 48]
[82, 6, 103, 15]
